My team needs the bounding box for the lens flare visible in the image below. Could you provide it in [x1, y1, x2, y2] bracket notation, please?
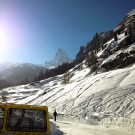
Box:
[0, 32, 9, 62]
[0, 28, 9, 53]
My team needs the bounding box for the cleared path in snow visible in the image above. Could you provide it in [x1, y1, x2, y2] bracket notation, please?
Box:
[55, 120, 135, 135]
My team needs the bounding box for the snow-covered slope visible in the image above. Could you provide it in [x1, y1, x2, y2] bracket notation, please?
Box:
[126, 9, 135, 17]
[1, 62, 135, 131]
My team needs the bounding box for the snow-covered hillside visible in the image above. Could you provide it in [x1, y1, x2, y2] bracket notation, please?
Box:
[1, 61, 135, 132]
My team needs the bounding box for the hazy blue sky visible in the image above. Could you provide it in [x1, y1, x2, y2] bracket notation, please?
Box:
[0, 0, 135, 64]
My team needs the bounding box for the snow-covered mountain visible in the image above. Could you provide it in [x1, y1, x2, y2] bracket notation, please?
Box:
[126, 9, 135, 17]
[0, 62, 16, 72]
[45, 48, 72, 68]
[0, 63, 46, 86]
[2, 63, 135, 132]
[1, 10, 135, 133]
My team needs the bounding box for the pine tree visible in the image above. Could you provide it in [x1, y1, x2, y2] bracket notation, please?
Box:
[114, 32, 117, 41]
[24, 77, 29, 84]
[85, 52, 98, 74]
[128, 24, 132, 37]
[38, 70, 44, 80]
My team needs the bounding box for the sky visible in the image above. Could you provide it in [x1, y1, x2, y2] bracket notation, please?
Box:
[0, 0, 135, 65]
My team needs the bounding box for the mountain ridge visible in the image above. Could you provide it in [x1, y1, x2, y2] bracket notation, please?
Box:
[44, 48, 72, 68]
[0, 63, 46, 87]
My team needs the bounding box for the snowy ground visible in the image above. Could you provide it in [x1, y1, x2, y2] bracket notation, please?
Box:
[51, 120, 135, 135]
[1, 63, 135, 133]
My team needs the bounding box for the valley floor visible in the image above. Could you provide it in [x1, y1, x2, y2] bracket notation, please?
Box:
[52, 120, 135, 135]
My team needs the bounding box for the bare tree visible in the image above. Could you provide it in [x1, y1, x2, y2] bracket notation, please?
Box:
[1, 91, 8, 103]
[62, 71, 70, 84]
[1, 95, 7, 103]
[78, 62, 83, 70]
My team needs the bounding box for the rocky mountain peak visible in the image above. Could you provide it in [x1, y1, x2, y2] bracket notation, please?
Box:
[45, 48, 72, 68]
[55, 48, 68, 59]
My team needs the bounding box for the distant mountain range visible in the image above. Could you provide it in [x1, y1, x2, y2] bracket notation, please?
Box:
[0, 49, 72, 88]
[0, 63, 46, 88]
[44, 48, 72, 68]
[0, 62, 16, 72]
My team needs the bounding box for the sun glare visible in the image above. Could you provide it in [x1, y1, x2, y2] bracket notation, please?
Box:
[0, 29, 10, 53]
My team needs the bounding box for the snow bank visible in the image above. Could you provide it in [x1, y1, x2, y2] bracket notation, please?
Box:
[100, 117, 135, 132]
